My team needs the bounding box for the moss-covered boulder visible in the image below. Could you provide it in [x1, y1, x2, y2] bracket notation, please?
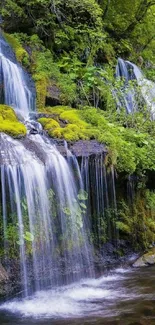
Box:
[133, 248, 155, 267]
[0, 105, 27, 137]
[38, 106, 97, 141]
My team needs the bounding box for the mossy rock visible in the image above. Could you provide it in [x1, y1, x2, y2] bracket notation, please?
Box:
[0, 105, 26, 138]
[44, 106, 73, 115]
[38, 117, 59, 129]
[133, 248, 155, 267]
[38, 106, 95, 141]
[60, 110, 88, 128]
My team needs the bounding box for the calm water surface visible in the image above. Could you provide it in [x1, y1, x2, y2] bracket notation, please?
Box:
[0, 266, 155, 325]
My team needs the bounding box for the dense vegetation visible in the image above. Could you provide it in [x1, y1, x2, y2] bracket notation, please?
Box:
[1, 0, 155, 174]
[1, 0, 155, 253]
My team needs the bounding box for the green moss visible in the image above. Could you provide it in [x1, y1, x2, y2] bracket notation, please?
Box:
[0, 105, 26, 137]
[60, 110, 88, 128]
[46, 106, 72, 115]
[38, 117, 59, 129]
[3, 33, 29, 66]
[37, 117, 50, 127]
[61, 124, 81, 141]
[116, 192, 155, 250]
[38, 106, 108, 142]
[38, 106, 94, 141]
[64, 124, 80, 133]
[49, 127, 62, 138]
[45, 120, 60, 130]
[0, 104, 17, 121]
[34, 75, 47, 111]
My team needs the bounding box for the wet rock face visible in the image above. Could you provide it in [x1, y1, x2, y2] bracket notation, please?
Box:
[21, 134, 107, 159]
[0, 34, 16, 62]
[68, 140, 107, 157]
[21, 136, 49, 164]
[0, 263, 10, 298]
[133, 248, 155, 267]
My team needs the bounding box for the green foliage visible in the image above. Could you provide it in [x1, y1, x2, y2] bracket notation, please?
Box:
[38, 105, 155, 175]
[116, 221, 131, 235]
[0, 105, 26, 137]
[20, 34, 78, 109]
[145, 190, 155, 212]
[3, 0, 155, 110]
[116, 192, 155, 250]
[1, 0, 155, 67]
[0, 198, 34, 258]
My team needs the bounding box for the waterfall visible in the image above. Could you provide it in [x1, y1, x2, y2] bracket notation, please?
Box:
[116, 58, 137, 114]
[0, 133, 94, 296]
[0, 34, 35, 119]
[116, 58, 155, 117]
[81, 155, 118, 249]
[0, 35, 95, 297]
[0, 33, 127, 301]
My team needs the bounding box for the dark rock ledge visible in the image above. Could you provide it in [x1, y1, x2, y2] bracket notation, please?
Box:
[21, 137, 107, 161]
[55, 139, 107, 157]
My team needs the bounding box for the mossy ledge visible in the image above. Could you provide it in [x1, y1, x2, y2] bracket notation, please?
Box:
[0, 105, 27, 138]
[38, 105, 155, 175]
[38, 106, 98, 142]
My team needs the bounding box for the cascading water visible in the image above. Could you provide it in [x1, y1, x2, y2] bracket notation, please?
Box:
[0, 30, 155, 324]
[0, 133, 94, 296]
[116, 58, 137, 114]
[0, 34, 35, 119]
[0, 34, 94, 298]
[0, 31, 147, 325]
[127, 60, 155, 118]
[81, 155, 118, 249]
[116, 58, 155, 117]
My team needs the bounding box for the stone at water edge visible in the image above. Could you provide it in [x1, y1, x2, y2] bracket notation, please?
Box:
[133, 248, 155, 267]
